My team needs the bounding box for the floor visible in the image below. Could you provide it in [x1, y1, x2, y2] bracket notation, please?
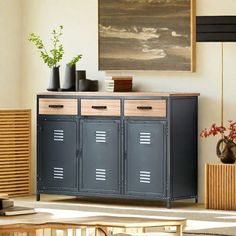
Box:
[12, 195, 236, 235]
[14, 194, 204, 210]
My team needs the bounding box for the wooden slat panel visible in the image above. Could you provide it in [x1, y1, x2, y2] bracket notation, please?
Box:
[0, 163, 29, 168]
[0, 109, 31, 197]
[0, 187, 30, 191]
[0, 181, 29, 186]
[0, 184, 29, 189]
[0, 131, 30, 134]
[0, 171, 30, 175]
[0, 127, 30, 130]
[0, 113, 29, 115]
[0, 145, 30, 148]
[0, 159, 30, 163]
[205, 164, 236, 210]
[0, 115, 29, 118]
[0, 134, 30, 138]
[0, 139, 30, 143]
[0, 156, 30, 160]
[0, 174, 29, 178]
[0, 139, 30, 142]
[0, 189, 30, 192]
[204, 164, 208, 208]
[0, 148, 30, 152]
[0, 177, 30, 181]
[0, 143, 30, 147]
[0, 152, 30, 156]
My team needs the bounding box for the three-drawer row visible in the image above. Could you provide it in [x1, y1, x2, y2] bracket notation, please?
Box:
[38, 98, 166, 117]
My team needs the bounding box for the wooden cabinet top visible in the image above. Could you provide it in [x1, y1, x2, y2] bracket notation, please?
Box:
[37, 91, 200, 97]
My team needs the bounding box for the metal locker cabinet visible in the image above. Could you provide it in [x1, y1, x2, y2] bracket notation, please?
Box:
[80, 119, 120, 194]
[125, 120, 166, 197]
[38, 119, 77, 192]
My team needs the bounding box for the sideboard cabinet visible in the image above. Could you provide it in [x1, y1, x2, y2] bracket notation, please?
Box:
[37, 92, 199, 208]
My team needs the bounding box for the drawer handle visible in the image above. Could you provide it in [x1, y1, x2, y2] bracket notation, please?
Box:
[48, 105, 64, 108]
[137, 106, 152, 110]
[92, 106, 107, 109]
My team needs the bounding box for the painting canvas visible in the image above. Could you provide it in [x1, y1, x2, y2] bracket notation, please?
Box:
[98, 0, 195, 71]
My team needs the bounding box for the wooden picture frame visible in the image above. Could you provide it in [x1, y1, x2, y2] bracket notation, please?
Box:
[98, 0, 196, 72]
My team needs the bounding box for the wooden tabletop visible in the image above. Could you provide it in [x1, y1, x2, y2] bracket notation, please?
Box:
[0, 214, 186, 228]
[37, 91, 200, 97]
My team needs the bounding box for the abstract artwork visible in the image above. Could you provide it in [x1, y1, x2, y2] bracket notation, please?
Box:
[98, 0, 195, 71]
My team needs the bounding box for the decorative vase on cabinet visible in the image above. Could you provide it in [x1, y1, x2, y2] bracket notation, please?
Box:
[62, 64, 76, 91]
[47, 66, 60, 91]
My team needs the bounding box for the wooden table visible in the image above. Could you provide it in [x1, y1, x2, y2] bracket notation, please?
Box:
[0, 214, 186, 236]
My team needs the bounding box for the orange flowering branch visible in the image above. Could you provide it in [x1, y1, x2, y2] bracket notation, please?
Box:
[200, 120, 236, 141]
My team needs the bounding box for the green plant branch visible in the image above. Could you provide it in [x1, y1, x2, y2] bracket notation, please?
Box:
[68, 54, 82, 66]
[28, 25, 64, 68]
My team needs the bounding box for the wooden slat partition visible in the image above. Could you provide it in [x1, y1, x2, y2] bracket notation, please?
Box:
[205, 163, 236, 210]
[0, 109, 31, 197]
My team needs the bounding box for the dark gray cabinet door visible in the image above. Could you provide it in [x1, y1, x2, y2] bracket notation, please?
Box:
[125, 120, 166, 197]
[38, 120, 77, 191]
[80, 119, 120, 194]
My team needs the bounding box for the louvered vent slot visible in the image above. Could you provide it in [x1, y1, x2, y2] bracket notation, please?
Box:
[139, 132, 151, 145]
[95, 131, 106, 143]
[140, 171, 151, 184]
[54, 129, 64, 142]
[53, 167, 64, 179]
[96, 169, 106, 181]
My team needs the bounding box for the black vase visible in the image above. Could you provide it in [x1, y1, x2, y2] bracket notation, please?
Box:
[75, 70, 86, 91]
[62, 64, 76, 91]
[216, 139, 236, 164]
[47, 66, 60, 91]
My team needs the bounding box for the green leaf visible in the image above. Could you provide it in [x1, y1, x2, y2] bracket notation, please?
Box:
[68, 54, 82, 66]
[28, 25, 64, 68]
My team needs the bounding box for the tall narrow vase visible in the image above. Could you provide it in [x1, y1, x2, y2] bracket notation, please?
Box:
[62, 64, 76, 91]
[47, 66, 60, 91]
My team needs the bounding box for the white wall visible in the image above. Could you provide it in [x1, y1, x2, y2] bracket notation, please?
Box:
[19, 0, 236, 202]
[0, 0, 22, 107]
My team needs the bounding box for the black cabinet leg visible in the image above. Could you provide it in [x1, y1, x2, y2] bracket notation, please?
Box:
[195, 197, 198, 203]
[36, 193, 40, 201]
[166, 200, 171, 209]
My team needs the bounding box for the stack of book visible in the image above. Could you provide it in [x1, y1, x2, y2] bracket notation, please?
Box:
[104, 78, 114, 92]
[105, 76, 133, 92]
[0, 194, 35, 216]
[0, 194, 14, 209]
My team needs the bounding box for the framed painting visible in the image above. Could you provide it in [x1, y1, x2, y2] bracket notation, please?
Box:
[98, 0, 196, 71]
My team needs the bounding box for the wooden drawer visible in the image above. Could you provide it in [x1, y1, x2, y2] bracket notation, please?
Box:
[124, 100, 166, 117]
[81, 99, 120, 116]
[39, 99, 78, 115]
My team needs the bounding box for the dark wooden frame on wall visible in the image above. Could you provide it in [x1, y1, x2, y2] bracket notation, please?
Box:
[98, 0, 196, 72]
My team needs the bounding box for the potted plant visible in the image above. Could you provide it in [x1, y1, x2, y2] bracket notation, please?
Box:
[28, 25, 64, 91]
[200, 121, 236, 163]
[62, 54, 82, 91]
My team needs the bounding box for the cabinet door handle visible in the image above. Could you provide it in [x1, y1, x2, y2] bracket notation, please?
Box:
[91, 106, 107, 109]
[48, 105, 64, 108]
[137, 106, 152, 110]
